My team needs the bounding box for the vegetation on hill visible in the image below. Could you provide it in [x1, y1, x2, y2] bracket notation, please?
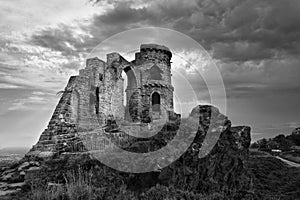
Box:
[250, 127, 300, 152]
[2, 154, 299, 200]
[247, 154, 300, 199]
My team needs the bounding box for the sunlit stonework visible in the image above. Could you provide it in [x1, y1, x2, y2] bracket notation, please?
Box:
[28, 44, 178, 155]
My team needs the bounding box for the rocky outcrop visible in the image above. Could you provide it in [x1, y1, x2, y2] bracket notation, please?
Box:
[0, 105, 252, 198]
[125, 105, 252, 196]
[0, 161, 40, 196]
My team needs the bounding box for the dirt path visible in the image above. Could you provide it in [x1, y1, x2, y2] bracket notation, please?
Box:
[276, 156, 300, 168]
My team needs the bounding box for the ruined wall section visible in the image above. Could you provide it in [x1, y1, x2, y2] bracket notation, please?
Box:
[27, 57, 109, 157]
[51, 76, 78, 124]
[76, 57, 106, 129]
[105, 53, 141, 122]
[111, 77, 125, 120]
[28, 76, 80, 156]
[107, 53, 126, 120]
[100, 63, 121, 121]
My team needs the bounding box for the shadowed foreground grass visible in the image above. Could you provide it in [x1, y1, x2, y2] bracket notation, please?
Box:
[25, 157, 299, 200]
[3, 154, 299, 200]
[26, 170, 280, 200]
[24, 166, 249, 200]
[28, 170, 229, 200]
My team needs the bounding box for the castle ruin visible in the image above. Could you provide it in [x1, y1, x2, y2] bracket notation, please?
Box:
[71, 43, 174, 128]
[2, 44, 252, 197]
[28, 44, 176, 155]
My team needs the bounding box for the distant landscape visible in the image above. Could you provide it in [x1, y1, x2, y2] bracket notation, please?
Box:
[250, 127, 300, 165]
[0, 147, 30, 167]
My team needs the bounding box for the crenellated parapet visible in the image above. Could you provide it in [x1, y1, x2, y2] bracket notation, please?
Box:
[135, 44, 172, 66]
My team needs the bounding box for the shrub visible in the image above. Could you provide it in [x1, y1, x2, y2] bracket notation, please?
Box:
[64, 168, 93, 200]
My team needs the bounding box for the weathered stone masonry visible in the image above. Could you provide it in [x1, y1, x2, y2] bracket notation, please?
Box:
[1, 44, 253, 197]
[27, 44, 175, 156]
[73, 43, 174, 129]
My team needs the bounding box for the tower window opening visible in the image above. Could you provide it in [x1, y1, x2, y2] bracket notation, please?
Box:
[152, 92, 160, 112]
[95, 87, 99, 114]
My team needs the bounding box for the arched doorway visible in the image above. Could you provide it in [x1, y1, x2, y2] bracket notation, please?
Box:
[122, 66, 137, 106]
[152, 92, 161, 112]
[121, 66, 138, 121]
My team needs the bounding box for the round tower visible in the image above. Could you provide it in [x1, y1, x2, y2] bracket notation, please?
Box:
[132, 44, 174, 122]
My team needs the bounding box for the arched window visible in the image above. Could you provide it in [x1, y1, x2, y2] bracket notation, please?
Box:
[149, 65, 163, 80]
[122, 67, 137, 106]
[152, 92, 160, 112]
[99, 73, 103, 81]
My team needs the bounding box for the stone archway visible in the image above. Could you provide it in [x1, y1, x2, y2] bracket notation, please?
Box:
[122, 66, 138, 121]
[123, 66, 137, 89]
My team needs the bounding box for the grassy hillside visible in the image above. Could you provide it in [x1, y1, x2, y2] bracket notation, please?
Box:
[248, 155, 300, 199]
[280, 151, 300, 164]
[1, 154, 299, 200]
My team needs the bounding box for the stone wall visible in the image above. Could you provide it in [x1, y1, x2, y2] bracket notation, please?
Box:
[76, 57, 105, 129]
[27, 76, 82, 157]
[111, 77, 125, 120]
[26, 43, 175, 157]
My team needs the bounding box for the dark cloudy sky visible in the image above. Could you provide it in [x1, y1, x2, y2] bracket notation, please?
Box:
[0, 0, 300, 148]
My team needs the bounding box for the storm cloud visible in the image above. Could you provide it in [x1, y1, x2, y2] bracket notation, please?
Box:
[1, 0, 300, 147]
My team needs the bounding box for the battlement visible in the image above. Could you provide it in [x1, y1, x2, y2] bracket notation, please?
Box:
[140, 44, 172, 56]
[86, 57, 105, 69]
[135, 43, 172, 66]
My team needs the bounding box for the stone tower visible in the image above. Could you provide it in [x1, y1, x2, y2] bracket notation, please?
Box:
[132, 44, 174, 122]
[94, 43, 174, 125]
